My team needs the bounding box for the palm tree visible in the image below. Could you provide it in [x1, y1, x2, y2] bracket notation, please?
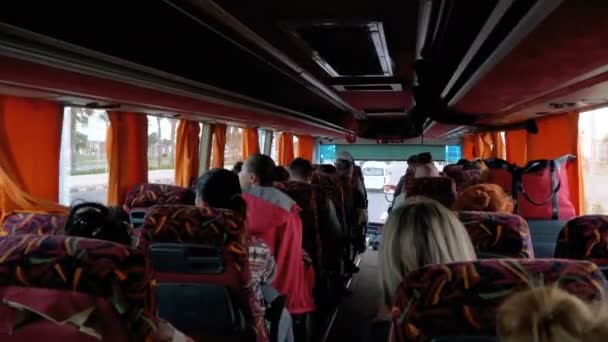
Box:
[70, 107, 93, 172]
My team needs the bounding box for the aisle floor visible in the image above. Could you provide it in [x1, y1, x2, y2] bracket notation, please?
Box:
[324, 250, 381, 342]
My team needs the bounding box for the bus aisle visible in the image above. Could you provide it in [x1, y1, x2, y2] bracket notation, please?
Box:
[323, 250, 381, 342]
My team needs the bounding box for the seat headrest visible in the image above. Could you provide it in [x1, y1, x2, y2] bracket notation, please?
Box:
[391, 259, 606, 342]
[140, 205, 246, 251]
[123, 183, 195, 212]
[458, 211, 534, 259]
[555, 215, 608, 259]
[406, 177, 457, 208]
[0, 212, 66, 236]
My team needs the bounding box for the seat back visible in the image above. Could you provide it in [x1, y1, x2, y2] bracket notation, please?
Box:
[140, 205, 266, 342]
[0, 234, 156, 341]
[0, 211, 66, 236]
[458, 211, 534, 259]
[443, 164, 483, 192]
[555, 216, 608, 269]
[406, 177, 457, 208]
[391, 259, 606, 342]
[528, 219, 565, 258]
[122, 183, 195, 227]
[312, 172, 346, 232]
[279, 181, 321, 269]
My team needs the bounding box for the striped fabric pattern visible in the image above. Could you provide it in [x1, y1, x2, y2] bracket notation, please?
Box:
[458, 211, 534, 259]
[0, 234, 157, 341]
[391, 259, 606, 342]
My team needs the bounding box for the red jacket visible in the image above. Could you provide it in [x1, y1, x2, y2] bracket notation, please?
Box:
[242, 186, 316, 314]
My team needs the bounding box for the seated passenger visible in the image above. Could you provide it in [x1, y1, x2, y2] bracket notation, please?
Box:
[379, 197, 476, 310]
[454, 183, 515, 213]
[497, 286, 608, 342]
[195, 168, 294, 342]
[194, 168, 272, 305]
[63, 202, 191, 342]
[337, 151, 368, 254]
[414, 152, 440, 178]
[273, 165, 291, 183]
[335, 157, 359, 274]
[239, 154, 315, 315]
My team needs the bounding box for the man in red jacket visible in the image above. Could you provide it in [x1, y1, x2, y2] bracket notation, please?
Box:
[239, 154, 315, 315]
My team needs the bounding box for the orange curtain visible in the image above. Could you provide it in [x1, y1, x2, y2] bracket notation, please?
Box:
[106, 112, 148, 205]
[489, 132, 506, 159]
[0, 96, 67, 220]
[462, 135, 475, 160]
[175, 120, 200, 187]
[296, 135, 314, 162]
[241, 127, 260, 160]
[211, 124, 227, 168]
[526, 111, 585, 215]
[505, 129, 528, 166]
[463, 133, 505, 160]
[277, 132, 295, 166]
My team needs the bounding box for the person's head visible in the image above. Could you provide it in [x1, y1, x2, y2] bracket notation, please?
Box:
[337, 151, 355, 163]
[335, 158, 353, 179]
[454, 183, 515, 213]
[195, 168, 246, 217]
[289, 158, 313, 183]
[497, 286, 608, 342]
[407, 154, 419, 169]
[414, 163, 440, 178]
[273, 166, 290, 183]
[64, 202, 132, 246]
[318, 164, 337, 174]
[239, 154, 276, 189]
[379, 197, 476, 308]
[417, 152, 433, 165]
[231, 161, 244, 174]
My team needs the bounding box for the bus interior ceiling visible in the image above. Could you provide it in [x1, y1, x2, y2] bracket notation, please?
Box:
[3, 1, 608, 340]
[0, 1, 606, 142]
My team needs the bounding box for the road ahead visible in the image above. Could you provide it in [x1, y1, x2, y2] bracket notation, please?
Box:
[367, 190, 392, 224]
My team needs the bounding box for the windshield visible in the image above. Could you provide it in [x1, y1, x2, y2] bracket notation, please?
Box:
[363, 167, 384, 176]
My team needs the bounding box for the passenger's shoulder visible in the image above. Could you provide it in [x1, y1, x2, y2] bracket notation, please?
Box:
[244, 186, 296, 212]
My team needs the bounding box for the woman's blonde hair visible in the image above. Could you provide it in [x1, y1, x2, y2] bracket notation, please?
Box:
[379, 197, 476, 308]
[497, 286, 608, 342]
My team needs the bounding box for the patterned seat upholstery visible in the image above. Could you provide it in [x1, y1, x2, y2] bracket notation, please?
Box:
[279, 181, 321, 270]
[391, 259, 606, 342]
[443, 165, 483, 192]
[312, 172, 346, 232]
[554, 216, 608, 267]
[458, 211, 534, 259]
[0, 211, 66, 237]
[0, 234, 157, 341]
[406, 177, 457, 209]
[140, 205, 267, 342]
[122, 183, 195, 213]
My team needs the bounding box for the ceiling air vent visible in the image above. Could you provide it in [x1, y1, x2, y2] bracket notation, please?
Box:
[283, 21, 393, 77]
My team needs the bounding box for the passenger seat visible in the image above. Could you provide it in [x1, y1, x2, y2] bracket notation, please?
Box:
[122, 183, 195, 228]
[0, 211, 66, 236]
[140, 204, 267, 342]
[390, 259, 606, 341]
[554, 215, 608, 275]
[0, 234, 157, 341]
[458, 211, 534, 259]
[405, 177, 457, 209]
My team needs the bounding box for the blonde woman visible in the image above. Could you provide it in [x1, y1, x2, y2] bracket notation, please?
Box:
[379, 197, 477, 309]
[497, 286, 608, 342]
